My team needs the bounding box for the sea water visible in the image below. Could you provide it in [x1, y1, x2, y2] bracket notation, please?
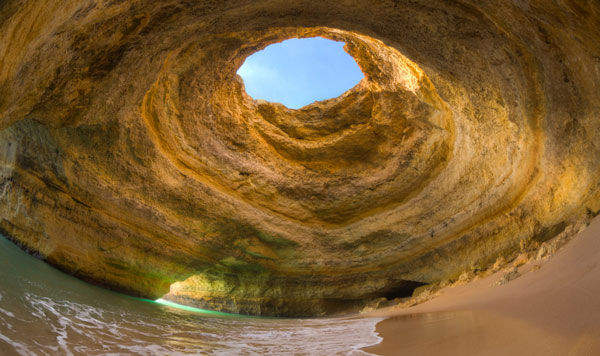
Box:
[0, 235, 382, 355]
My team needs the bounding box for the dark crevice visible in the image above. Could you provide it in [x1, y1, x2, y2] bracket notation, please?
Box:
[375, 280, 427, 301]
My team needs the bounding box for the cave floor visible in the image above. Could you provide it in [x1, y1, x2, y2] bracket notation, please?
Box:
[365, 215, 600, 355]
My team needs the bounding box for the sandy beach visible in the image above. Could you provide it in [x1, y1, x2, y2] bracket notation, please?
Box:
[364, 216, 600, 355]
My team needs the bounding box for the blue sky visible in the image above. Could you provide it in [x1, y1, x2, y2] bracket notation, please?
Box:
[237, 37, 364, 109]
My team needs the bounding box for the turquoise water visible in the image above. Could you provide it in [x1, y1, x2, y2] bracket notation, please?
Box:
[237, 37, 364, 109]
[0, 235, 381, 355]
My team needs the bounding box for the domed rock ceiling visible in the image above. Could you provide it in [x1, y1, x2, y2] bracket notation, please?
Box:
[0, 0, 599, 316]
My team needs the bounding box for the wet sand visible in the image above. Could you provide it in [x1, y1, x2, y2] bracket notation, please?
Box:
[364, 216, 600, 355]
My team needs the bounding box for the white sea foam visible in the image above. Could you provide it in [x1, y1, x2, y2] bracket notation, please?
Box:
[0, 292, 383, 355]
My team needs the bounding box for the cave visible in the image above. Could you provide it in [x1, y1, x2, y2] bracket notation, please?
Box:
[1, 0, 600, 355]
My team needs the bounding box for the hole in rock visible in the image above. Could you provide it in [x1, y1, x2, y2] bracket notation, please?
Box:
[378, 280, 428, 301]
[237, 37, 364, 109]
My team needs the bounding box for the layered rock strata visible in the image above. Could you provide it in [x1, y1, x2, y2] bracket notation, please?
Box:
[0, 0, 599, 316]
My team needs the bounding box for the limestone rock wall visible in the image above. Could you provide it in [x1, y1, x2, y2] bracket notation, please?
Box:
[0, 0, 599, 316]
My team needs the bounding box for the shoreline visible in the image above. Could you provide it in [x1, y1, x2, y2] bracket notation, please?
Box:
[362, 215, 600, 355]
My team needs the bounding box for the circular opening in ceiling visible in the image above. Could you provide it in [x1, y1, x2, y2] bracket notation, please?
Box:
[236, 37, 365, 109]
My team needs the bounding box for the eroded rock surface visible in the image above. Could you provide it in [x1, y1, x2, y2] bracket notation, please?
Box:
[0, 0, 599, 316]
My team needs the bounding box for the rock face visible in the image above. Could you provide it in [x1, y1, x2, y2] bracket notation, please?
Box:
[0, 0, 599, 316]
